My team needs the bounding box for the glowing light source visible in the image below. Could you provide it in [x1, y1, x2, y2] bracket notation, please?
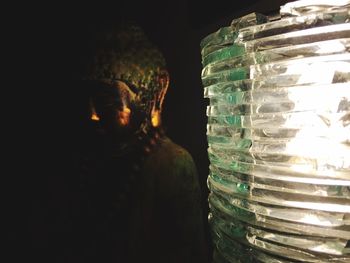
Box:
[201, 1, 350, 261]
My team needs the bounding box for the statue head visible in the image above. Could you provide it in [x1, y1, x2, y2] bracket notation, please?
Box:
[85, 22, 169, 140]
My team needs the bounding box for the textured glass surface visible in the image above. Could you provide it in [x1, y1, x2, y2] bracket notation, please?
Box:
[200, 26, 236, 55]
[201, 13, 268, 58]
[240, 23, 350, 52]
[208, 166, 350, 198]
[202, 45, 245, 67]
[237, 9, 350, 43]
[202, 53, 350, 86]
[202, 19, 350, 64]
[280, 0, 350, 17]
[206, 83, 350, 113]
[202, 1, 350, 262]
[202, 38, 350, 78]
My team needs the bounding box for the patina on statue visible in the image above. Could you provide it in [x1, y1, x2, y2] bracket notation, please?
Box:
[74, 22, 207, 263]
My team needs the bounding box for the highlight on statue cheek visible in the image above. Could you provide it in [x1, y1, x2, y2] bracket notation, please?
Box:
[90, 103, 100, 121]
[117, 106, 131, 126]
[91, 113, 100, 121]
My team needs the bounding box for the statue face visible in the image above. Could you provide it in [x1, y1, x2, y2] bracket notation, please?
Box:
[90, 69, 169, 137]
[91, 80, 143, 137]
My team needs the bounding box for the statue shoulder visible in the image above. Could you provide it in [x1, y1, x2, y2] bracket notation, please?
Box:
[143, 136, 200, 197]
[147, 136, 197, 173]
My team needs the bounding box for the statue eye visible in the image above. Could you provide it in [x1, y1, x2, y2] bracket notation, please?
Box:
[114, 79, 139, 94]
[127, 82, 139, 94]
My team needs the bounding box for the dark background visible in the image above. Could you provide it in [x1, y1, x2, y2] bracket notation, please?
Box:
[11, 0, 289, 262]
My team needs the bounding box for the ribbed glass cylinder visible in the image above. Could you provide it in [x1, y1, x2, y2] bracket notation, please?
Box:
[201, 1, 350, 262]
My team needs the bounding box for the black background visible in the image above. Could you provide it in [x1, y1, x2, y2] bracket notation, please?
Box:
[10, 0, 290, 262]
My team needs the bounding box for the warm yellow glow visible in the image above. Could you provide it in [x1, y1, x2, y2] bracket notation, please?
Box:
[91, 113, 100, 121]
[90, 104, 100, 121]
[90, 106, 131, 126]
[118, 106, 131, 126]
[151, 109, 161, 127]
[149, 71, 169, 128]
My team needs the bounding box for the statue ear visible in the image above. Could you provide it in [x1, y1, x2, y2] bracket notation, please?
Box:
[159, 69, 169, 91]
[150, 70, 169, 128]
[157, 70, 169, 110]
